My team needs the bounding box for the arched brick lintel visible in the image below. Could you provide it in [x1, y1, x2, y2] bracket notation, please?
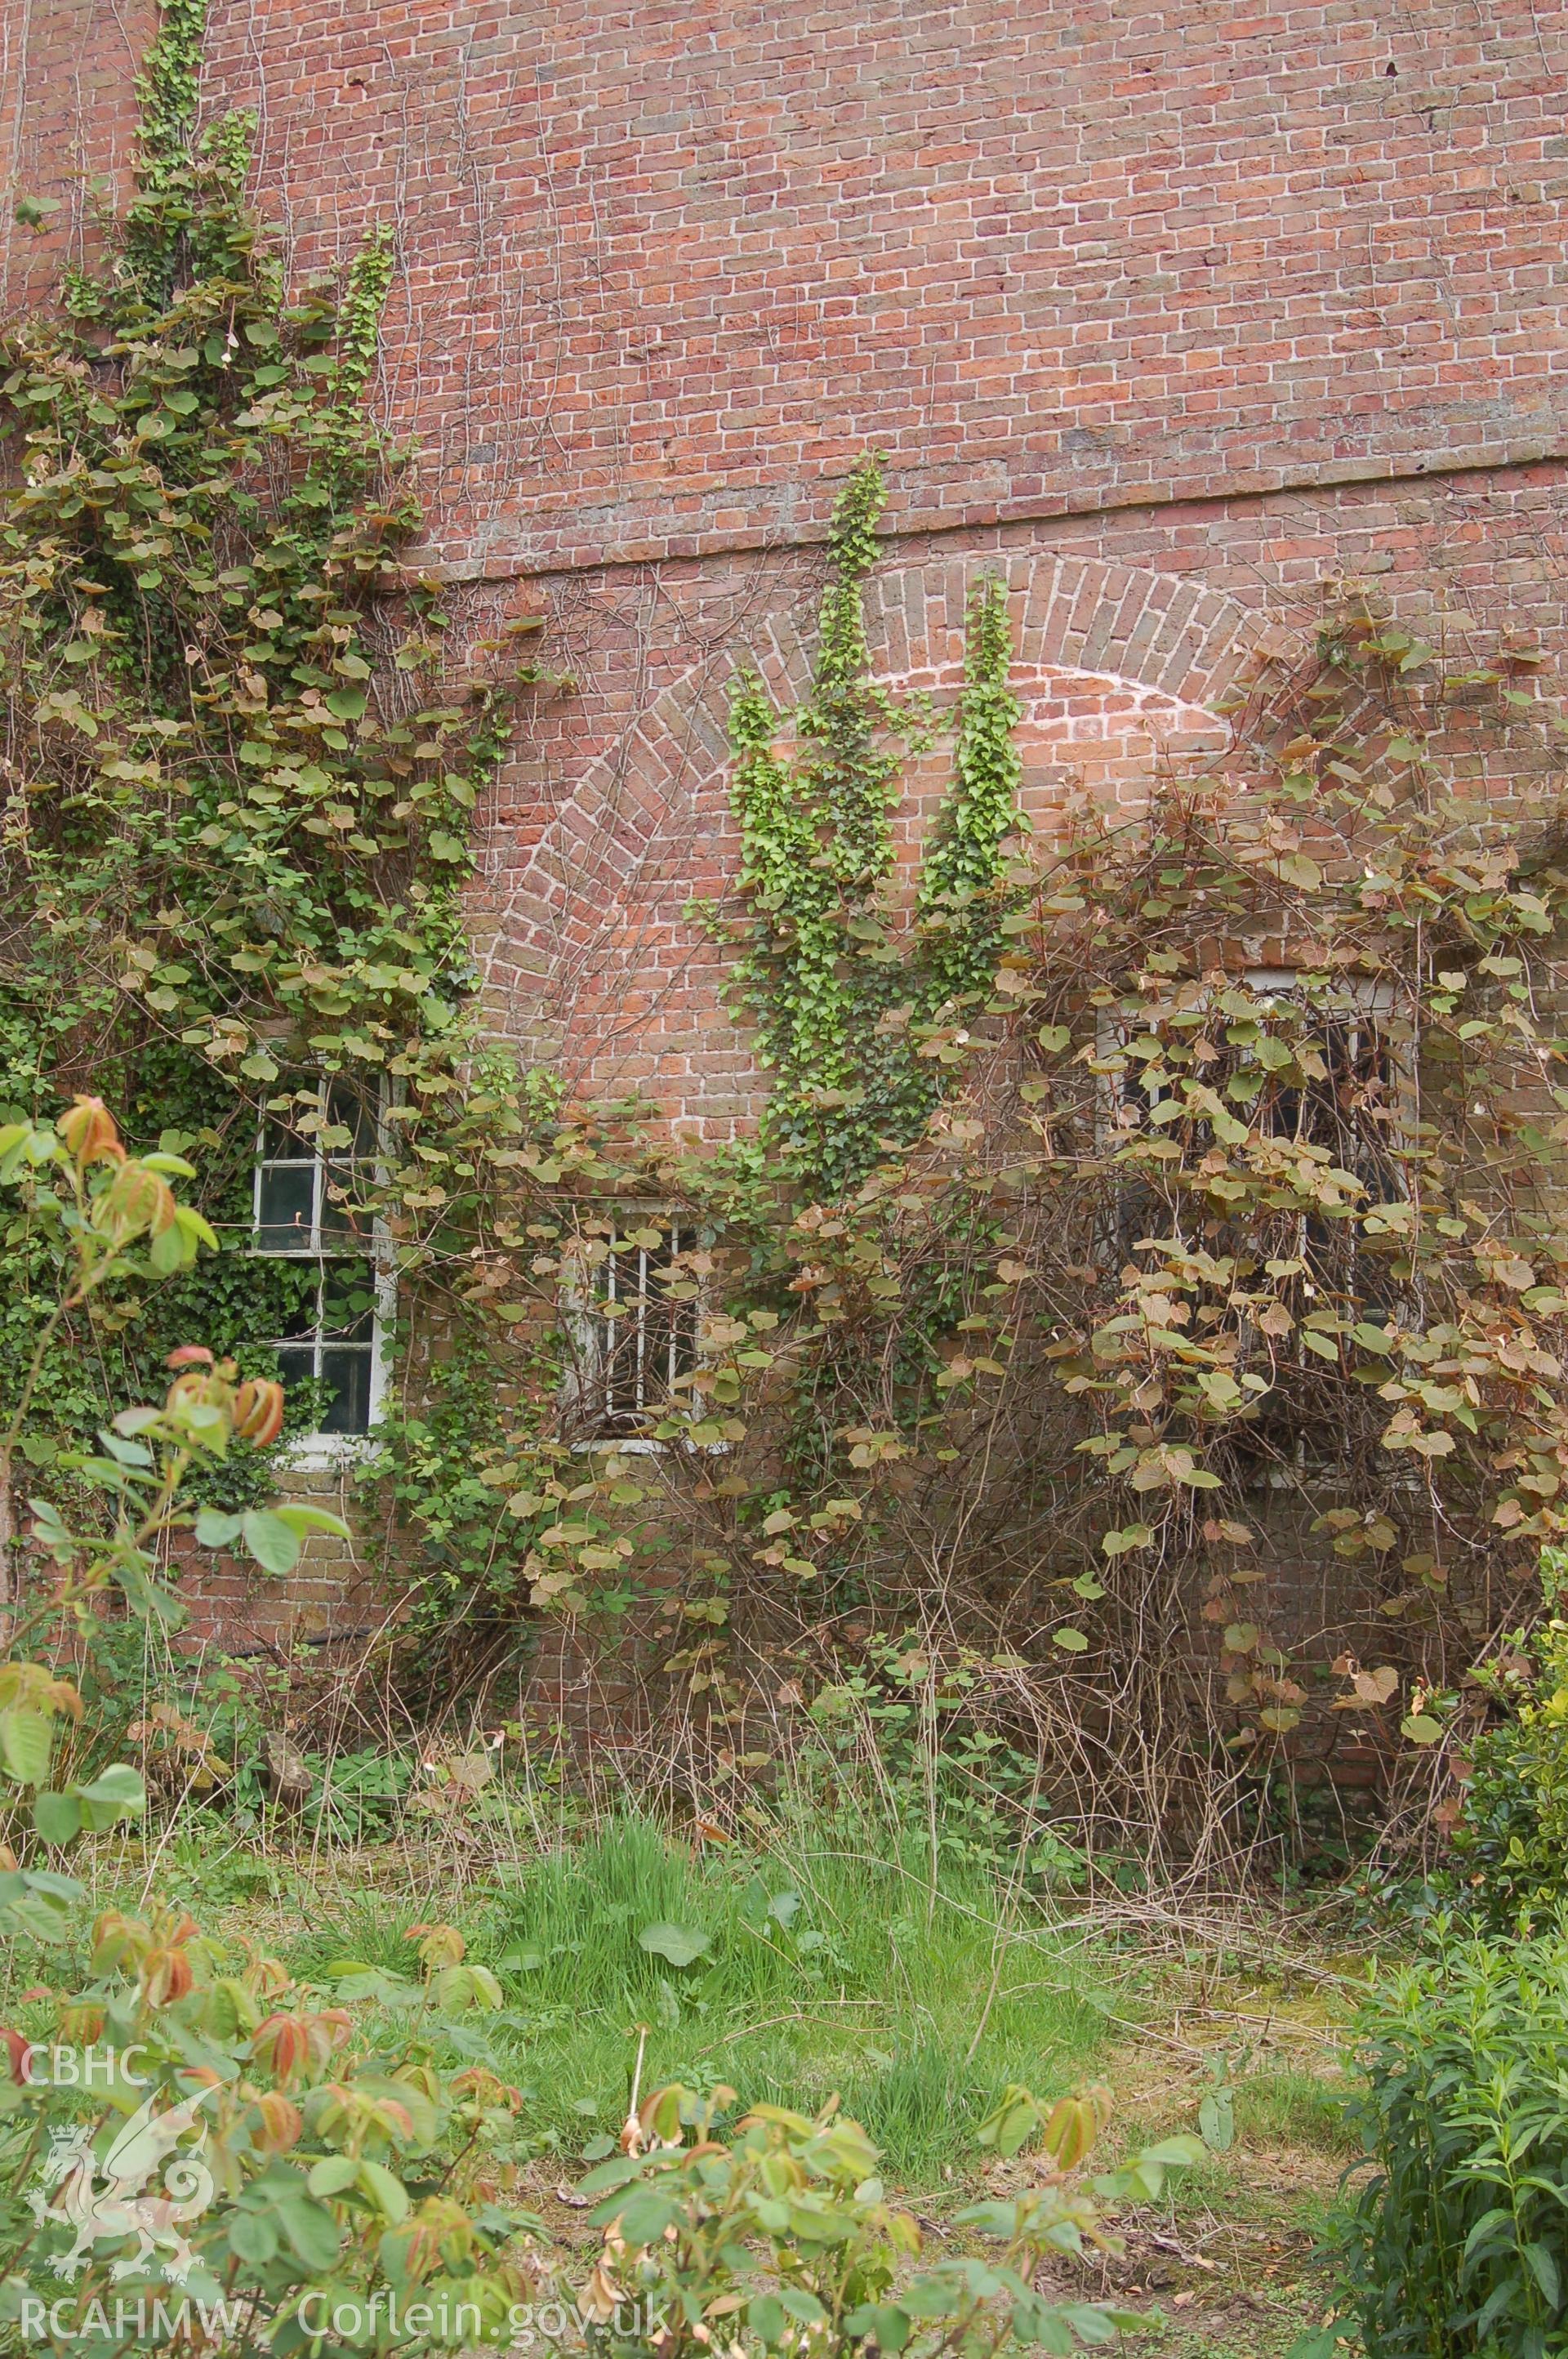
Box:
[477, 555, 1265, 1028]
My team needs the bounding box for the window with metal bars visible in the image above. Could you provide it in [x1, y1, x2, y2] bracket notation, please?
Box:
[571, 1220, 701, 1440]
[252, 1077, 388, 1444]
[1101, 974, 1410, 1479]
[1100, 974, 1405, 1230]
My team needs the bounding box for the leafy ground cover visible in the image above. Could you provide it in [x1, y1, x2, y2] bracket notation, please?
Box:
[6, 1799, 1362, 2351]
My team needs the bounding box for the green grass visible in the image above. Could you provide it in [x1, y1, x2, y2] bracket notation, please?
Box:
[261, 1808, 1122, 2184]
[0, 1781, 1363, 2359]
[1235, 2064, 1357, 2154]
[33, 1778, 1359, 2223]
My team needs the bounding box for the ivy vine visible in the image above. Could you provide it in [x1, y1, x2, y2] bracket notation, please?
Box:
[0, 0, 551, 1544]
[725, 453, 1022, 1193]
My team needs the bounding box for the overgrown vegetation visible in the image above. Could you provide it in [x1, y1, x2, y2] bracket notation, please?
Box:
[1324, 1922, 1568, 2358]
[1439, 1607, 1568, 1930]
[20, 0, 1568, 1868]
[15, 9, 1568, 2357]
[0, 1105, 533, 2356]
[0, 0, 570, 1617]
[0, 1103, 1216, 2357]
[286, 1805, 1110, 2182]
[724, 456, 1021, 1193]
[663, 545, 1568, 1868]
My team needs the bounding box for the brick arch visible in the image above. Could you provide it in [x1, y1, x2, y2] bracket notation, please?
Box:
[475, 556, 1265, 1105]
[864, 553, 1263, 711]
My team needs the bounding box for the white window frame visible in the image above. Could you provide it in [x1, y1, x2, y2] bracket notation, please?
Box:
[251, 1076, 394, 1468]
[562, 1212, 707, 1453]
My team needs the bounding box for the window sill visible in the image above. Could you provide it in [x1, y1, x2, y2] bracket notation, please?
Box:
[274, 1433, 382, 1475]
[571, 1435, 674, 1456]
[570, 1435, 730, 1457]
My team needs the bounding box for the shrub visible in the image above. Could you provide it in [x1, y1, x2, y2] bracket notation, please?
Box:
[1331, 1921, 1568, 2358]
[0, 1105, 533, 2355]
[1446, 1621, 1568, 1932]
[0, 1906, 532, 2357]
[0, 1100, 1196, 2356]
[570, 2079, 1200, 2357]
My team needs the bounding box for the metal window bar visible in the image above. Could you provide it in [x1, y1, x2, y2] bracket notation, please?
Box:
[1102, 992, 1404, 1177]
[1101, 983, 1408, 1377]
[596, 1227, 695, 1434]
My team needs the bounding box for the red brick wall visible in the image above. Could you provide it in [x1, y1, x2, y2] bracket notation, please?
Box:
[172, 1469, 392, 1660]
[7, 0, 1567, 1135]
[470, 468, 1568, 1130]
[185, 0, 1568, 571]
[0, 0, 154, 316]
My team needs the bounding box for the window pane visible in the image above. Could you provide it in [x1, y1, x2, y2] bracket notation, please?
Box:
[272, 1273, 323, 1343]
[645, 1269, 698, 1397]
[274, 1341, 318, 1401]
[260, 1112, 303, 1159]
[319, 1345, 373, 1434]
[591, 1229, 698, 1434]
[261, 1078, 327, 1154]
[321, 1261, 376, 1340]
[319, 1158, 368, 1242]
[326, 1077, 378, 1155]
[256, 1162, 315, 1251]
[602, 1313, 644, 1433]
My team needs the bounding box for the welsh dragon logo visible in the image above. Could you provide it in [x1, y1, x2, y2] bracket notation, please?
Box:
[28, 2082, 216, 2284]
